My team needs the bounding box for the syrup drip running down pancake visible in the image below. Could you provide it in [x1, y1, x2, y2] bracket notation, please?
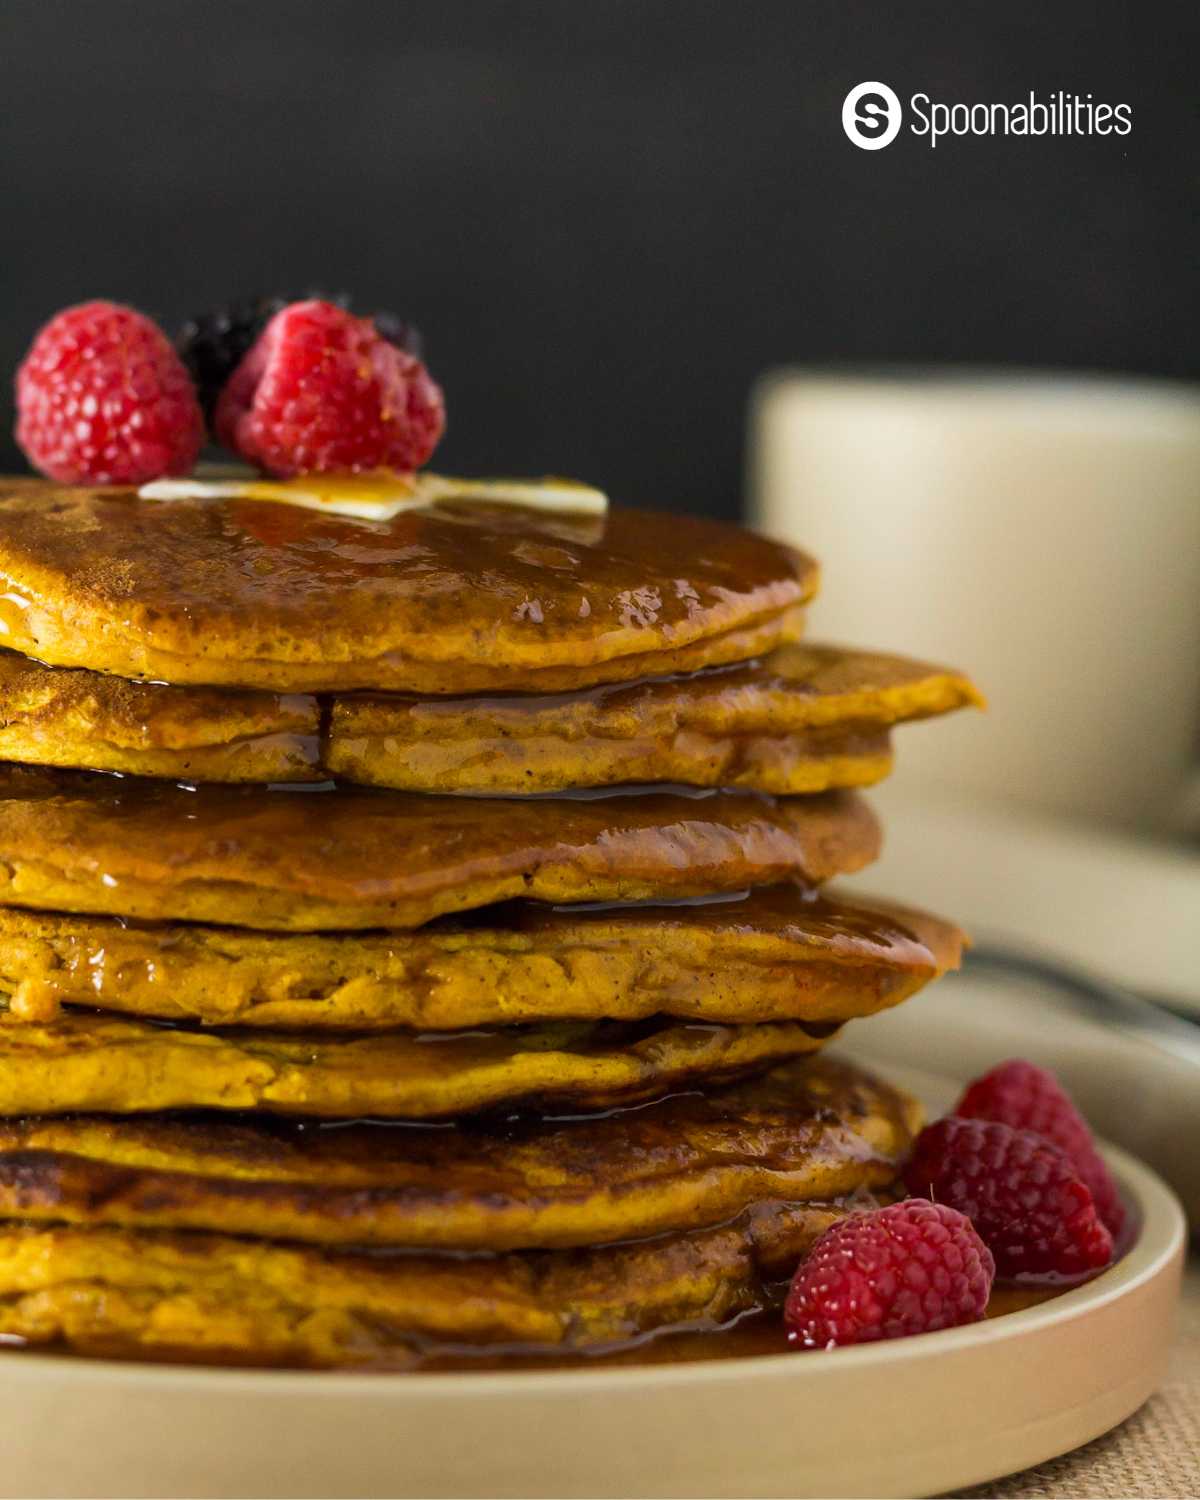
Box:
[0, 643, 980, 793]
[0, 1057, 919, 1365]
[0, 1056, 920, 1249]
[0, 767, 880, 930]
[0, 887, 963, 1029]
[0, 481, 815, 692]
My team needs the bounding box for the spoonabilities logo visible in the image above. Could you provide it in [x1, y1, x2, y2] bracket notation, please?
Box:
[840, 82, 1132, 149]
[841, 82, 903, 150]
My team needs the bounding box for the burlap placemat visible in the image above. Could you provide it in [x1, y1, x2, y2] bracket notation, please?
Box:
[953, 1258, 1200, 1498]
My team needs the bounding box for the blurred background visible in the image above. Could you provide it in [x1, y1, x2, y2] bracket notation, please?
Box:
[1, 0, 1196, 511]
[2, 1, 1199, 1160]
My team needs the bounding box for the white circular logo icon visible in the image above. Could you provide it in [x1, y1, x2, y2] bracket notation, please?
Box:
[842, 82, 902, 150]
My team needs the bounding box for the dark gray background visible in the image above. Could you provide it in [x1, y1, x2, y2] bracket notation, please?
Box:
[2, 0, 1195, 517]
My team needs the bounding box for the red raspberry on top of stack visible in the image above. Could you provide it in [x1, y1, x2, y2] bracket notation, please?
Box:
[215, 299, 445, 477]
[15, 301, 203, 485]
[14, 295, 445, 485]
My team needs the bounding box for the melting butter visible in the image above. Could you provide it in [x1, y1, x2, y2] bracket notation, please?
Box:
[138, 472, 608, 521]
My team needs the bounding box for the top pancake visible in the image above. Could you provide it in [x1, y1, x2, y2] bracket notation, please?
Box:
[0, 481, 815, 692]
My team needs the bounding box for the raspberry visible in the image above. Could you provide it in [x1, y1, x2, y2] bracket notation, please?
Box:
[178, 293, 423, 423]
[15, 301, 203, 485]
[904, 1117, 1114, 1285]
[214, 299, 444, 476]
[784, 1201, 994, 1349]
[954, 1059, 1125, 1238]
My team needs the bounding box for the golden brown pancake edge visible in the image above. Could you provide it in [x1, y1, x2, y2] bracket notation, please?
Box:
[0, 642, 980, 793]
[0, 1010, 835, 1118]
[0, 886, 964, 1028]
[0, 1055, 921, 1248]
[0, 1196, 884, 1366]
[0, 768, 882, 930]
[330, 640, 982, 792]
[0, 482, 816, 691]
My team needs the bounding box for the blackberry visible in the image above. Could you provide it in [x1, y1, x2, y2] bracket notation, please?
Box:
[177, 295, 286, 423]
[370, 308, 423, 360]
[177, 293, 423, 423]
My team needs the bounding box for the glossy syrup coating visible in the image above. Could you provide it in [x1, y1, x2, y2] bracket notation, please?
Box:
[0, 652, 320, 783]
[0, 1009, 834, 1119]
[0, 480, 816, 691]
[0, 1055, 920, 1366]
[0, 767, 880, 930]
[0, 1055, 920, 1250]
[330, 642, 982, 794]
[0, 884, 963, 1029]
[0, 1198, 869, 1367]
[0, 641, 979, 794]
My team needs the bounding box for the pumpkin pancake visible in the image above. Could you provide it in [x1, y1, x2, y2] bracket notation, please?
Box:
[0, 767, 879, 930]
[0, 653, 321, 783]
[0, 887, 963, 1029]
[0, 1056, 920, 1249]
[0, 1011, 834, 1118]
[0, 481, 815, 692]
[0, 1196, 883, 1366]
[328, 642, 982, 794]
[0, 643, 978, 793]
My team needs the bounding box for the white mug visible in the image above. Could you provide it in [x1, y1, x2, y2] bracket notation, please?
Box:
[749, 369, 1200, 836]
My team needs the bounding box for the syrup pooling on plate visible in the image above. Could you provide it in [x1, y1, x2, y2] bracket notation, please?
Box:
[400, 1284, 1070, 1373]
[0, 1260, 1070, 1373]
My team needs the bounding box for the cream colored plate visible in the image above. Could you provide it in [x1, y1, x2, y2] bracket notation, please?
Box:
[0, 1065, 1185, 1500]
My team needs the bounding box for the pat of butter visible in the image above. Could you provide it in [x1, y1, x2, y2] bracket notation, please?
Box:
[138, 472, 608, 521]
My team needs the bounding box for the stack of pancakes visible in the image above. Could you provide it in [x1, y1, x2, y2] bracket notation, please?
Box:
[0, 481, 978, 1367]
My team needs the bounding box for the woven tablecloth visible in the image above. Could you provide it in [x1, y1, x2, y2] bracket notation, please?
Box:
[955, 1258, 1200, 1498]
